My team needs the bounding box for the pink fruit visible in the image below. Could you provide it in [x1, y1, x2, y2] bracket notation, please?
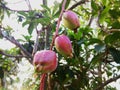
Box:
[62, 10, 80, 31]
[33, 50, 58, 73]
[55, 34, 73, 58]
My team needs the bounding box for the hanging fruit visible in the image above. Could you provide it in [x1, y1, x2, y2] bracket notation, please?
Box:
[62, 10, 80, 32]
[55, 34, 73, 58]
[33, 50, 58, 73]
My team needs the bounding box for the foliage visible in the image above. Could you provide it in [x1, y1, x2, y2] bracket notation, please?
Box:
[0, 0, 120, 90]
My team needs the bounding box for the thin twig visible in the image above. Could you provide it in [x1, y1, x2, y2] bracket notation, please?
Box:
[0, 50, 29, 58]
[4, 0, 25, 4]
[0, 2, 30, 12]
[43, 0, 47, 5]
[107, 29, 120, 33]
[25, 0, 32, 10]
[32, 28, 41, 56]
[96, 8, 111, 34]
[68, 0, 88, 10]
[87, 15, 94, 26]
[42, 0, 50, 50]
[50, 0, 67, 50]
[44, 25, 51, 50]
[46, 0, 67, 90]
[0, 29, 32, 59]
[95, 74, 120, 90]
[39, 73, 47, 90]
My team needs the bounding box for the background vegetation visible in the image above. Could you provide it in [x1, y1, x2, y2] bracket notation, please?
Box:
[0, 0, 120, 90]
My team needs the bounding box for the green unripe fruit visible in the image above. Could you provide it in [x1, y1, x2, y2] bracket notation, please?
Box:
[62, 10, 80, 31]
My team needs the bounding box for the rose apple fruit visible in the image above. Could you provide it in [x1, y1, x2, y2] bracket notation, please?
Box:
[33, 50, 58, 73]
[55, 34, 73, 58]
[62, 10, 80, 32]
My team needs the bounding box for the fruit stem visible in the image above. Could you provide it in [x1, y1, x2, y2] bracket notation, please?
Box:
[74, 28, 77, 33]
[48, 0, 67, 90]
[50, 0, 67, 50]
[39, 73, 47, 90]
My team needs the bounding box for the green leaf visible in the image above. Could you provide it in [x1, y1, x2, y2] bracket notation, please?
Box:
[101, 0, 109, 6]
[74, 30, 82, 40]
[41, 5, 51, 13]
[22, 35, 32, 41]
[109, 47, 120, 64]
[18, 11, 28, 17]
[1, 14, 4, 20]
[90, 54, 102, 69]
[106, 70, 112, 77]
[104, 32, 120, 44]
[91, 0, 99, 16]
[28, 11, 35, 17]
[91, 0, 98, 11]
[109, 9, 120, 19]
[0, 67, 4, 79]
[28, 23, 34, 35]
[64, 0, 70, 9]
[99, 6, 111, 23]
[22, 21, 30, 27]
[5, 25, 13, 31]
[6, 10, 10, 17]
[88, 38, 103, 45]
[36, 17, 51, 25]
[52, 1, 60, 16]
[78, 27, 92, 33]
[94, 44, 105, 52]
[54, 0, 70, 17]
[111, 21, 120, 29]
[117, 66, 120, 70]
[77, 38, 85, 46]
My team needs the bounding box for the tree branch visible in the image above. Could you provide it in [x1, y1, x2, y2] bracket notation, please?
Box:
[25, 0, 32, 10]
[44, 25, 51, 50]
[95, 74, 120, 90]
[87, 15, 94, 26]
[68, 0, 89, 10]
[0, 50, 29, 58]
[43, 0, 47, 6]
[107, 29, 120, 33]
[97, 10, 120, 34]
[50, 0, 67, 50]
[0, 2, 30, 12]
[0, 27, 32, 60]
[32, 28, 41, 56]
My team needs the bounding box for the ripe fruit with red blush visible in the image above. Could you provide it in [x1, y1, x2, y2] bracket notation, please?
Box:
[33, 50, 58, 73]
[62, 10, 80, 32]
[55, 34, 73, 58]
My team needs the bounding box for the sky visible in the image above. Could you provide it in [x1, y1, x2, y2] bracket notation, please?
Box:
[1, 0, 120, 89]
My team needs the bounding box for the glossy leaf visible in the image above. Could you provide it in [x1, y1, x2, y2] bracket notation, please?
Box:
[28, 23, 34, 35]
[91, 0, 98, 11]
[104, 32, 120, 44]
[99, 6, 111, 23]
[109, 47, 120, 64]
[88, 38, 103, 45]
[54, 0, 70, 17]
[91, 0, 99, 16]
[41, 5, 51, 13]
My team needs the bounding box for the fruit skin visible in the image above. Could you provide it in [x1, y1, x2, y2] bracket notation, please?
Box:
[62, 10, 80, 30]
[33, 50, 58, 73]
[55, 34, 73, 58]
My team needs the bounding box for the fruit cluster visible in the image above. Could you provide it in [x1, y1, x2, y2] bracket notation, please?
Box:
[33, 10, 80, 73]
